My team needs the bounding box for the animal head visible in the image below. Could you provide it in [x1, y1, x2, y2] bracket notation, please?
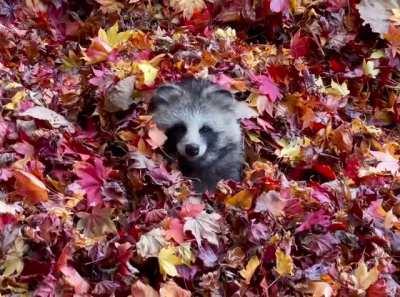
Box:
[150, 78, 254, 165]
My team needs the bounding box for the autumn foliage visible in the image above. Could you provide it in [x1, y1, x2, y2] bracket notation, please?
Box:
[1, 0, 400, 296]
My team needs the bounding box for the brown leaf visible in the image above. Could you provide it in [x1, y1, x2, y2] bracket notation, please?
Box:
[105, 76, 135, 112]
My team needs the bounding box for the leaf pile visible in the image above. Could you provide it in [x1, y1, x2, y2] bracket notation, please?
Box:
[1, 0, 400, 296]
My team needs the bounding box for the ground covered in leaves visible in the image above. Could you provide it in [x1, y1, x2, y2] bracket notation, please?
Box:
[1, 0, 400, 296]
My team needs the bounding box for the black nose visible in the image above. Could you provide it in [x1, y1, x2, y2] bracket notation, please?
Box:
[185, 144, 199, 156]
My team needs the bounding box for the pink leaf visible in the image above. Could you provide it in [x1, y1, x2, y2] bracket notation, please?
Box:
[252, 75, 282, 102]
[165, 218, 185, 244]
[270, 0, 289, 13]
[74, 158, 111, 207]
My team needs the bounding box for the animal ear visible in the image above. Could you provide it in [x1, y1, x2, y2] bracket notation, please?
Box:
[201, 85, 234, 108]
[150, 84, 183, 111]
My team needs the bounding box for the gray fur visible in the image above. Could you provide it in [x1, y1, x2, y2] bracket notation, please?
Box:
[151, 78, 245, 193]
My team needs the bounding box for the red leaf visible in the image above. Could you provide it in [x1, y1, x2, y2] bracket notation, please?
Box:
[290, 32, 312, 58]
[367, 279, 388, 297]
[312, 163, 337, 180]
[74, 158, 111, 207]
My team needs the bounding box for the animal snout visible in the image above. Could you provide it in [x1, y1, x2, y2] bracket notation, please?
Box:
[185, 144, 200, 157]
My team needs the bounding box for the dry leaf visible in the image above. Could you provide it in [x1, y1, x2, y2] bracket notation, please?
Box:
[239, 255, 261, 284]
[20, 106, 75, 132]
[131, 280, 159, 297]
[354, 260, 380, 291]
[357, 0, 399, 37]
[105, 76, 136, 112]
[225, 190, 253, 210]
[14, 169, 49, 204]
[159, 280, 192, 297]
[275, 249, 294, 277]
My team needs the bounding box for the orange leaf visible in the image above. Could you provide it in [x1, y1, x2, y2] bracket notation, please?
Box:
[225, 190, 253, 210]
[14, 169, 48, 204]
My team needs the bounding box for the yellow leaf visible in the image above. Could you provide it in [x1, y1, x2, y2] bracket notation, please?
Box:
[99, 22, 133, 48]
[4, 90, 26, 110]
[369, 49, 385, 59]
[354, 260, 379, 290]
[225, 190, 254, 210]
[325, 80, 350, 97]
[351, 118, 381, 136]
[1, 237, 26, 277]
[158, 246, 183, 278]
[362, 60, 379, 78]
[277, 137, 310, 164]
[137, 62, 158, 86]
[247, 132, 262, 143]
[176, 243, 195, 265]
[239, 255, 261, 284]
[82, 22, 133, 64]
[275, 249, 294, 277]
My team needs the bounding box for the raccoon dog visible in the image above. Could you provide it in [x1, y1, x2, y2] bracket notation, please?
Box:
[151, 78, 250, 193]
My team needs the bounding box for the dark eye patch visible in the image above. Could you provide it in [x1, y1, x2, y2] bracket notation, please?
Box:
[164, 122, 187, 154]
[199, 125, 212, 134]
[167, 122, 186, 137]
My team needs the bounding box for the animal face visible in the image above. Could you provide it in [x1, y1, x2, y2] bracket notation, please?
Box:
[151, 79, 243, 165]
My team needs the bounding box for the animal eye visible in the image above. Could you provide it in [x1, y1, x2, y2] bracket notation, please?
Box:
[166, 122, 186, 137]
[200, 125, 212, 134]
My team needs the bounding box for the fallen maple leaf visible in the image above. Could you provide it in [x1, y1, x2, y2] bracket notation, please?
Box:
[76, 206, 117, 237]
[60, 265, 90, 294]
[270, 0, 289, 13]
[0, 237, 26, 277]
[254, 190, 286, 217]
[104, 75, 135, 112]
[252, 75, 282, 102]
[20, 106, 75, 132]
[134, 61, 159, 86]
[306, 281, 334, 297]
[14, 169, 48, 204]
[4, 90, 25, 111]
[353, 260, 380, 291]
[158, 246, 183, 277]
[239, 255, 261, 284]
[164, 218, 185, 244]
[147, 126, 168, 149]
[225, 189, 253, 210]
[357, 0, 398, 37]
[74, 158, 111, 207]
[183, 211, 221, 246]
[137, 228, 167, 258]
[160, 280, 192, 297]
[131, 280, 159, 297]
[170, 0, 206, 20]
[370, 150, 399, 174]
[362, 60, 380, 78]
[275, 249, 294, 276]
[82, 22, 133, 64]
[96, 0, 124, 14]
